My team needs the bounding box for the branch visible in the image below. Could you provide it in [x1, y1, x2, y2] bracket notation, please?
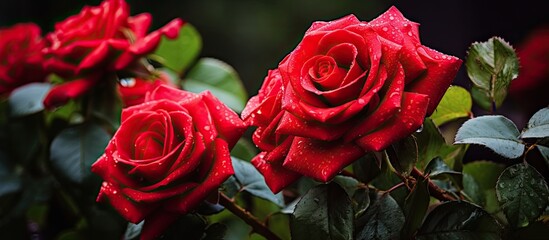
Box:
[411, 167, 457, 201]
[219, 193, 281, 240]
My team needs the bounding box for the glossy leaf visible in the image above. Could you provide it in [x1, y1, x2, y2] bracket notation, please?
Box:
[417, 201, 502, 240]
[203, 223, 227, 240]
[463, 161, 505, 209]
[183, 58, 247, 112]
[356, 193, 405, 240]
[231, 157, 284, 207]
[539, 145, 549, 168]
[387, 136, 418, 176]
[49, 123, 110, 184]
[496, 163, 549, 228]
[153, 23, 201, 74]
[414, 118, 445, 170]
[521, 107, 549, 139]
[430, 86, 472, 126]
[230, 138, 257, 161]
[8, 83, 51, 117]
[424, 157, 461, 179]
[466, 37, 519, 111]
[333, 175, 360, 197]
[291, 183, 353, 240]
[455, 115, 524, 159]
[124, 221, 143, 240]
[352, 188, 370, 218]
[352, 153, 382, 184]
[401, 178, 430, 239]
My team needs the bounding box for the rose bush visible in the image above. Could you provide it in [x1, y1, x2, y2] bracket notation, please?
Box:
[242, 6, 462, 192]
[0, 23, 48, 96]
[91, 85, 247, 239]
[42, 0, 183, 108]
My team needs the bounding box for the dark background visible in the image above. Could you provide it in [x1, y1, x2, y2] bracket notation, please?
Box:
[1, 0, 548, 96]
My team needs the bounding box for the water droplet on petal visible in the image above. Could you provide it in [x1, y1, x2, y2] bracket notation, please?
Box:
[120, 78, 136, 87]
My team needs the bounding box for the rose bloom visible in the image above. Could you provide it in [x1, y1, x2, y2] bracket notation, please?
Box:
[242, 7, 462, 192]
[0, 23, 48, 96]
[42, 0, 183, 108]
[118, 72, 175, 107]
[509, 26, 549, 113]
[91, 85, 247, 239]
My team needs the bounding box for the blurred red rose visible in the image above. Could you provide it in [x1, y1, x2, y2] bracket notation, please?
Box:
[92, 85, 247, 239]
[0, 23, 48, 96]
[242, 6, 461, 192]
[117, 72, 174, 107]
[43, 0, 183, 108]
[509, 26, 549, 113]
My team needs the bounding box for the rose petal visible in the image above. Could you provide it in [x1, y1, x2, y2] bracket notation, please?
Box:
[96, 180, 157, 223]
[356, 92, 429, 151]
[165, 138, 234, 212]
[251, 151, 301, 193]
[276, 111, 352, 141]
[282, 137, 364, 182]
[406, 46, 462, 115]
[201, 91, 248, 148]
[140, 211, 180, 240]
[43, 76, 99, 109]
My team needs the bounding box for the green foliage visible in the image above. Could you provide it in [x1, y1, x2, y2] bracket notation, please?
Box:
[465, 37, 519, 111]
[291, 182, 354, 240]
[387, 136, 418, 176]
[521, 107, 549, 139]
[49, 123, 110, 184]
[463, 161, 505, 211]
[455, 115, 525, 159]
[152, 23, 202, 75]
[496, 163, 549, 228]
[8, 83, 51, 117]
[417, 201, 503, 240]
[356, 193, 405, 240]
[231, 157, 284, 207]
[401, 179, 430, 239]
[183, 58, 248, 112]
[430, 86, 472, 126]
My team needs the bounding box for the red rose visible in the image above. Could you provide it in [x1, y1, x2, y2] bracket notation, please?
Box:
[118, 72, 174, 107]
[43, 0, 183, 108]
[509, 26, 549, 112]
[242, 6, 461, 192]
[91, 85, 247, 239]
[0, 23, 48, 96]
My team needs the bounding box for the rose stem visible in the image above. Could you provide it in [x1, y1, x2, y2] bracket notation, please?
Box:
[219, 193, 282, 240]
[411, 167, 457, 201]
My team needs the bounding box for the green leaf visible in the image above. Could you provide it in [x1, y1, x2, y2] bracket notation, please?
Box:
[424, 157, 461, 179]
[231, 157, 284, 207]
[124, 221, 143, 240]
[538, 145, 549, 168]
[352, 188, 370, 218]
[401, 178, 430, 239]
[152, 23, 201, 74]
[333, 175, 360, 197]
[496, 163, 549, 228]
[291, 182, 353, 240]
[352, 153, 382, 184]
[463, 161, 505, 209]
[465, 37, 519, 111]
[455, 115, 524, 159]
[387, 136, 418, 176]
[356, 193, 405, 240]
[183, 58, 247, 112]
[511, 221, 549, 240]
[417, 201, 503, 240]
[8, 83, 51, 117]
[230, 138, 258, 161]
[431, 86, 472, 126]
[203, 223, 227, 240]
[49, 123, 110, 184]
[521, 107, 549, 139]
[414, 118, 445, 170]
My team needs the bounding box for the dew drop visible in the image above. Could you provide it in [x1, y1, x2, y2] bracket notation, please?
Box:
[389, 16, 395, 20]
[204, 125, 211, 131]
[120, 78, 136, 87]
[112, 190, 118, 194]
[102, 182, 108, 187]
[358, 99, 365, 105]
[407, 32, 413, 37]
[382, 27, 388, 32]
[499, 182, 505, 188]
[416, 124, 424, 133]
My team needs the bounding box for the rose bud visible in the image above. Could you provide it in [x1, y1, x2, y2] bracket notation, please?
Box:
[242, 6, 462, 193]
[91, 85, 247, 239]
